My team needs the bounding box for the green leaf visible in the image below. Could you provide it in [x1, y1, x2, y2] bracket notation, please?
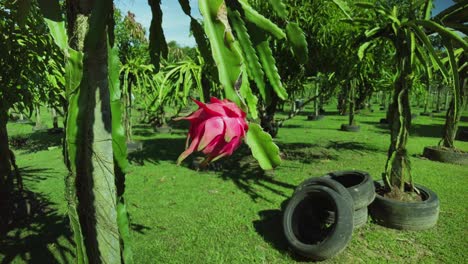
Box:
[358, 41, 372, 60]
[409, 23, 450, 79]
[245, 123, 281, 170]
[46, 20, 68, 51]
[37, 0, 68, 50]
[238, 0, 286, 39]
[199, 0, 242, 106]
[256, 39, 288, 100]
[65, 173, 88, 264]
[108, 45, 122, 102]
[239, 69, 259, 120]
[414, 20, 468, 51]
[331, 0, 352, 20]
[285, 22, 308, 64]
[267, 0, 287, 19]
[229, 9, 266, 102]
[365, 27, 381, 38]
[109, 43, 132, 263]
[65, 49, 84, 95]
[117, 201, 133, 264]
[63, 50, 86, 264]
[444, 39, 460, 104]
[423, 0, 433, 20]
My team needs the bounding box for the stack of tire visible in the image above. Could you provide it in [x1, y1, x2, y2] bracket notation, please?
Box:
[282, 171, 375, 260]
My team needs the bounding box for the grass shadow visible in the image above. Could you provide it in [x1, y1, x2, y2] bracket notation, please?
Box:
[360, 120, 391, 134]
[253, 209, 288, 252]
[279, 143, 337, 164]
[128, 137, 186, 165]
[252, 209, 311, 262]
[326, 140, 380, 153]
[0, 169, 73, 263]
[9, 130, 62, 153]
[216, 146, 295, 202]
[410, 123, 443, 138]
[280, 124, 303, 129]
[130, 223, 151, 235]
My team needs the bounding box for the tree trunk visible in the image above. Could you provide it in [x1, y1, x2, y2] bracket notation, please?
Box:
[52, 108, 59, 129]
[383, 40, 413, 194]
[35, 105, 42, 129]
[348, 82, 355, 126]
[122, 81, 132, 142]
[261, 93, 279, 137]
[380, 91, 385, 107]
[441, 64, 467, 149]
[337, 90, 347, 115]
[435, 87, 441, 112]
[444, 90, 450, 111]
[423, 86, 429, 113]
[0, 110, 12, 199]
[314, 84, 319, 116]
[201, 73, 211, 103]
[66, 1, 121, 262]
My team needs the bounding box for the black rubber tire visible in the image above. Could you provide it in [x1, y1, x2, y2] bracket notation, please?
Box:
[340, 124, 360, 132]
[423, 146, 468, 165]
[379, 118, 388, 124]
[353, 207, 368, 228]
[283, 185, 353, 260]
[153, 125, 172, 133]
[456, 129, 468, 141]
[322, 207, 367, 229]
[369, 181, 440, 230]
[324, 170, 375, 210]
[295, 177, 353, 209]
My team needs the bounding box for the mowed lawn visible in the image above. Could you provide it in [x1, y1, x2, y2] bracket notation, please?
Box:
[1, 105, 467, 263]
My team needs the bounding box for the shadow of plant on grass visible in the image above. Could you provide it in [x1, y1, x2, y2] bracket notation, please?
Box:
[0, 168, 73, 263]
[279, 142, 337, 164]
[252, 209, 309, 262]
[279, 124, 303, 129]
[326, 140, 380, 153]
[214, 145, 295, 202]
[130, 223, 151, 235]
[253, 209, 288, 252]
[9, 130, 63, 154]
[361, 120, 452, 139]
[128, 137, 186, 165]
[410, 123, 444, 138]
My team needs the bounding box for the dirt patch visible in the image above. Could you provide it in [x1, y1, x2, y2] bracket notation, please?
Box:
[376, 185, 423, 202]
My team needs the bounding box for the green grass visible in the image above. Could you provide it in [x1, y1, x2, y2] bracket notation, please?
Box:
[1, 105, 468, 263]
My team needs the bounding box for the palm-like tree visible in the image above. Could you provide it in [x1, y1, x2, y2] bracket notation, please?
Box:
[434, 2, 468, 150]
[349, 0, 467, 198]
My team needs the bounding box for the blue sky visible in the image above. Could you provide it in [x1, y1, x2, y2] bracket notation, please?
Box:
[432, 0, 455, 15]
[115, 0, 201, 47]
[115, 0, 455, 47]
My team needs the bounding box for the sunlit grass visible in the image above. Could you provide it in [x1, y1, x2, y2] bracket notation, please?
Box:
[2, 105, 467, 263]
